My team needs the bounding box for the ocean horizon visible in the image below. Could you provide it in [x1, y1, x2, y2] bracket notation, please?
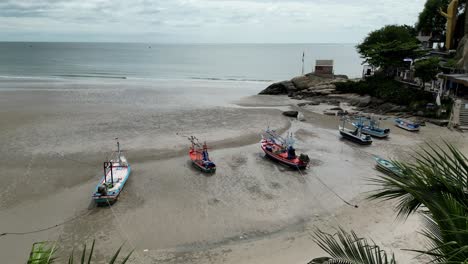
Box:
[0, 42, 363, 82]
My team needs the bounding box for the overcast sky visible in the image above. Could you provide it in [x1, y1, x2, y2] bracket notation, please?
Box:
[0, 0, 426, 43]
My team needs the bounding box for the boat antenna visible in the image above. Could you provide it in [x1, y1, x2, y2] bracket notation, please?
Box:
[115, 137, 121, 163]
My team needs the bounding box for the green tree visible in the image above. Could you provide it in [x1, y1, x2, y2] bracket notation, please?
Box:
[311, 143, 468, 263]
[357, 25, 421, 76]
[416, 0, 451, 35]
[414, 57, 440, 88]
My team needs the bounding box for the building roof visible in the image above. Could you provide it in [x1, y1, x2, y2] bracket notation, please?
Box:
[441, 74, 468, 86]
[316, 60, 333, 67]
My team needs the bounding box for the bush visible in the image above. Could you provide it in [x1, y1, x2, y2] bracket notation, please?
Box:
[335, 75, 442, 112]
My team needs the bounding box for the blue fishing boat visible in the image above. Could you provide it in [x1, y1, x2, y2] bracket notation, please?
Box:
[352, 117, 390, 138]
[374, 156, 403, 177]
[395, 118, 420, 132]
[92, 139, 131, 205]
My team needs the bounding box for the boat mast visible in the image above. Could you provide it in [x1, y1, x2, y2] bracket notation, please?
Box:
[116, 137, 121, 163]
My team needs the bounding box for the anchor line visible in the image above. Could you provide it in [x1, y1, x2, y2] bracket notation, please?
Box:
[295, 165, 359, 208]
[0, 210, 93, 237]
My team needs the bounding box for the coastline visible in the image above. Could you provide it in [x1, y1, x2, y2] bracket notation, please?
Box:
[0, 77, 466, 263]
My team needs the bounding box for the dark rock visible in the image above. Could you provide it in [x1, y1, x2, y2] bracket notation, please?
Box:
[416, 111, 425, 116]
[297, 102, 308, 107]
[282, 111, 299, 117]
[327, 99, 340, 106]
[308, 257, 332, 264]
[259, 80, 295, 95]
[309, 101, 320, 105]
[337, 110, 348, 116]
[427, 119, 449, 127]
[330, 107, 343, 111]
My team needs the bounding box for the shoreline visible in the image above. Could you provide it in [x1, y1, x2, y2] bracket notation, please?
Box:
[0, 78, 466, 263]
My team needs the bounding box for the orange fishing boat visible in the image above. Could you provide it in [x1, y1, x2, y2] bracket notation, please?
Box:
[188, 136, 216, 173]
[260, 129, 310, 169]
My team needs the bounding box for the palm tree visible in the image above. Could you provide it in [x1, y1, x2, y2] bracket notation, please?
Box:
[311, 143, 468, 263]
[27, 240, 133, 264]
[310, 228, 396, 264]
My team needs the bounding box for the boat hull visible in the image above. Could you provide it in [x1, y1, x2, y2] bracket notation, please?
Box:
[189, 149, 216, 173]
[92, 165, 131, 205]
[374, 157, 403, 177]
[339, 130, 372, 145]
[260, 140, 308, 169]
[352, 123, 390, 138]
[361, 128, 389, 138]
[395, 119, 420, 131]
[191, 160, 216, 173]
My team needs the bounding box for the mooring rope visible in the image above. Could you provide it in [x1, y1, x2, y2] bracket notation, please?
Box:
[0, 210, 93, 237]
[301, 166, 359, 208]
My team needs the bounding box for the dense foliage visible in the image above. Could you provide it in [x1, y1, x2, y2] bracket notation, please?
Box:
[334, 76, 434, 106]
[356, 25, 421, 75]
[416, 0, 451, 35]
[414, 57, 441, 85]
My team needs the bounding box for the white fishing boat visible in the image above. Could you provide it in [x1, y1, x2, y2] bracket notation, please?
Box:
[339, 117, 373, 145]
[92, 139, 131, 205]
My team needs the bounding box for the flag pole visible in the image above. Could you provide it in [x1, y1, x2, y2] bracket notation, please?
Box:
[301, 51, 305, 75]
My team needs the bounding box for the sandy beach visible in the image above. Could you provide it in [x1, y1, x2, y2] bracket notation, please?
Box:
[0, 77, 466, 263]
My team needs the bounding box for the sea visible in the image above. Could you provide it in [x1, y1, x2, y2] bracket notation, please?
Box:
[0, 42, 363, 82]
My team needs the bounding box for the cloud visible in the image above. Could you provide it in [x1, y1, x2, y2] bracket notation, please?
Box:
[0, 0, 427, 42]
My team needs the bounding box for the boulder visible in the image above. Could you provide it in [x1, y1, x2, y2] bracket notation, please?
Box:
[282, 111, 299, 117]
[350, 95, 372, 107]
[291, 75, 312, 91]
[297, 112, 305, 121]
[298, 101, 320, 107]
[259, 80, 295, 95]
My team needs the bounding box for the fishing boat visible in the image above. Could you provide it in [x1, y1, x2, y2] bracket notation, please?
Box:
[374, 156, 403, 177]
[92, 139, 131, 205]
[188, 136, 216, 173]
[352, 116, 390, 138]
[260, 128, 310, 169]
[395, 118, 420, 131]
[339, 117, 372, 145]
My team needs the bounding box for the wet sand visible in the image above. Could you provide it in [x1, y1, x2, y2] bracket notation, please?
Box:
[0, 78, 466, 263]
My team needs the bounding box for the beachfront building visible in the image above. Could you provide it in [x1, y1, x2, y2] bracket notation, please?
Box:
[439, 74, 468, 130]
[314, 60, 334, 78]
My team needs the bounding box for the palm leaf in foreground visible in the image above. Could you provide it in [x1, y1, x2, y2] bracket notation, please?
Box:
[27, 241, 57, 264]
[368, 142, 468, 262]
[28, 239, 133, 264]
[310, 227, 396, 264]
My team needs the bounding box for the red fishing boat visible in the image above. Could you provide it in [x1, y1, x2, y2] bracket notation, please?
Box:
[260, 129, 310, 169]
[188, 136, 216, 173]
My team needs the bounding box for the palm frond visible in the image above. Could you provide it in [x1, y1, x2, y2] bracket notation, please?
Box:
[27, 241, 57, 264]
[28, 240, 133, 264]
[368, 142, 468, 262]
[312, 227, 396, 264]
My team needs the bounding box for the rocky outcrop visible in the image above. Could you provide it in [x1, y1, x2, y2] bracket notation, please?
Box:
[258, 73, 348, 96]
[259, 81, 295, 95]
[282, 111, 299, 117]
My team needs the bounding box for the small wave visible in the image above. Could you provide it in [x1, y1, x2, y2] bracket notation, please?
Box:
[190, 77, 273, 82]
[55, 74, 127, 79]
